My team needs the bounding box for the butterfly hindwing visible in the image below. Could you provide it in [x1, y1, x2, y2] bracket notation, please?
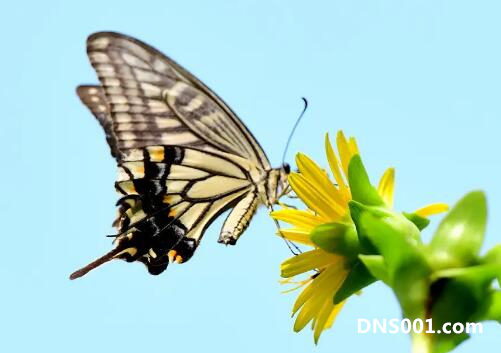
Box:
[111, 145, 255, 274]
[76, 85, 122, 160]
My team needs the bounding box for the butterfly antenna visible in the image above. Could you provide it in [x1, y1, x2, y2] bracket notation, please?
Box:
[281, 97, 308, 164]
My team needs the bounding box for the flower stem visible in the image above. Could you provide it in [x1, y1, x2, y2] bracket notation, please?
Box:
[412, 332, 432, 353]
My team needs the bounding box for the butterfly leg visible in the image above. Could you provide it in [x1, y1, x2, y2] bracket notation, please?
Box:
[218, 192, 259, 245]
[277, 201, 297, 209]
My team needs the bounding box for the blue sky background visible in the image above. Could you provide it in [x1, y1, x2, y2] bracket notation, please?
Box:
[1, 1, 500, 352]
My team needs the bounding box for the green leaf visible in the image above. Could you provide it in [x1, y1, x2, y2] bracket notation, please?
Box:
[334, 261, 376, 304]
[310, 222, 361, 259]
[359, 255, 389, 284]
[432, 264, 501, 287]
[429, 191, 487, 270]
[347, 155, 384, 206]
[403, 212, 430, 231]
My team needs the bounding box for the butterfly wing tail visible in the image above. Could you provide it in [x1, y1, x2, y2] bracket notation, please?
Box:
[69, 246, 125, 280]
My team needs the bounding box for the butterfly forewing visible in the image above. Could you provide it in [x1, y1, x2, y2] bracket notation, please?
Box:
[84, 32, 270, 168]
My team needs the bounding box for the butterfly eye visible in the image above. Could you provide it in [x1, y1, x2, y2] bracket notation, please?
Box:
[283, 163, 291, 174]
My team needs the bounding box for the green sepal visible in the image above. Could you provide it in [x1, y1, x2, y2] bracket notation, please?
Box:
[347, 154, 384, 206]
[481, 291, 501, 323]
[482, 244, 501, 266]
[348, 201, 392, 253]
[429, 191, 487, 270]
[334, 260, 376, 304]
[359, 255, 389, 285]
[403, 211, 430, 231]
[354, 209, 430, 320]
[350, 200, 422, 248]
[482, 244, 501, 283]
[310, 222, 361, 259]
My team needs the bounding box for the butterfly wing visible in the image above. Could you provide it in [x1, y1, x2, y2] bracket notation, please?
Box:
[81, 31, 271, 169]
[77, 85, 122, 160]
[70, 145, 258, 278]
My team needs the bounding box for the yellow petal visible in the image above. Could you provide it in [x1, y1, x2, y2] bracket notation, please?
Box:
[312, 268, 348, 342]
[336, 131, 352, 177]
[281, 277, 313, 294]
[277, 228, 314, 246]
[323, 301, 345, 330]
[414, 203, 449, 217]
[289, 173, 346, 220]
[314, 301, 345, 343]
[293, 290, 327, 332]
[325, 133, 351, 201]
[291, 278, 317, 314]
[377, 168, 395, 208]
[348, 136, 359, 155]
[290, 259, 345, 314]
[281, 249, 340, 278]
[296, 153, 347, 207]
[313, 299, 335, 343]
[271, 209, 323, 230]
[292, 264, 346, 333]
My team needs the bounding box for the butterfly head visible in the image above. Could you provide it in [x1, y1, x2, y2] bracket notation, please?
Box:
[269, 163, 291, 204]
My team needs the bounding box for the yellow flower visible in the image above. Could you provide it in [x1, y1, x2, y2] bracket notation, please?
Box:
[272, 131, 447, 343]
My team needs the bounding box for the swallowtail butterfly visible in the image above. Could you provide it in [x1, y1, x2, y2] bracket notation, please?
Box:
[70, 32, 291, 279]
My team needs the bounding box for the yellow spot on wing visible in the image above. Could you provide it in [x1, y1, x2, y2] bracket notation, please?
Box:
[148, 249, 157, 259]
[129, 162, 145, 178]
[114, 247, 137, 258]
[168, 250, 177, 262]
[163, 194, 182, 205]
[147, 146, 165, 162]
[119, 181, 137, 195]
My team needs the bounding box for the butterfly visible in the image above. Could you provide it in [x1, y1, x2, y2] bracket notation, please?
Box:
[70, 32, 292, 279]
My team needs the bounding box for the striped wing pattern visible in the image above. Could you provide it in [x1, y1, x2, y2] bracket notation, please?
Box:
[78, 31, 270, 169]
[109, 145, 255, 275]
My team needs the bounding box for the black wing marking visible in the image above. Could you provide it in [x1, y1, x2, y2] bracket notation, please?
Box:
[70, 145, 255, 278]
